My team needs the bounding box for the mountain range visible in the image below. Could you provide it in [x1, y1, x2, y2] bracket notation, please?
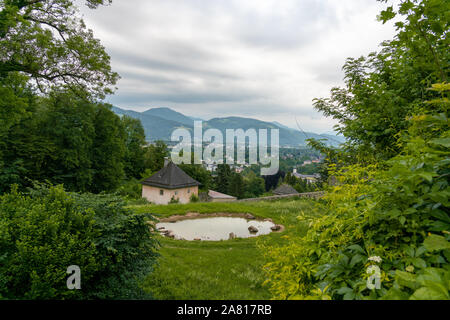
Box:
[111, 106, 345, 147]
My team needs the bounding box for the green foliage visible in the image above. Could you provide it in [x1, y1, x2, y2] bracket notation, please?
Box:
[0, 185, 97, 299]
[0, 73, 30, 143]
[115, 178, 142, 200]
[215, 164, 232, 194]
[227, 172, 244, 199]
[267, 2, 449, 300]
[0, 184, 159, 299]
[90, 103, 126, 193]
[70, 190, 159, 299]
[169, 196, 180, 204]
[313, 0, 449, 162]
[189, 193, 199, 203]
[0, 0, 165, 300]
[263, 85, 449, 300]
[283, 172, 317, 193]
[41, 91, 96, 191]
[0, 90, 129, 194]
[178, 164, 212, 191]
[213, 164, 265, 199]
[122, 116, 147, 179]
[0, 0, 135, 194]
[243, 171, 266, 198]
[0, 0, 118, 98]
[0, 73, 37, 193]
[144, 141, 169, 173]
[278, 147, 323, 173]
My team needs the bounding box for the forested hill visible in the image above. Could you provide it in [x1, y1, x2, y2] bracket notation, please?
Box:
[111, 106, 345, 147]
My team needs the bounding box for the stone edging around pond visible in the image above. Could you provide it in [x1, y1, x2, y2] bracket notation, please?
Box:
[156, 212, 285, 234]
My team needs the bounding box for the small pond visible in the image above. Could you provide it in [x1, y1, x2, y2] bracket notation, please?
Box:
[156, 217, 277, 241]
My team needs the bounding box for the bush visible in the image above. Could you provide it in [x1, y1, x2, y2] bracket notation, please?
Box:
[115, 179, 142, 199]
[189, 194, 199, 203]
[263, 86, 450, 300]
[169, 196, 180, 204]
[126, 197, 151, 206]
[0, 184, 159, 299]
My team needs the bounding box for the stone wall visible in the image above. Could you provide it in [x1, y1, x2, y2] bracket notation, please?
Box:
[236, 192, 325, 202]
[196, 191, 324, 203]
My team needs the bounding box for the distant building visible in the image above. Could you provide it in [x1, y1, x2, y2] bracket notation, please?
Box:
[292, 169, 320, 184]
[201, 160, 219, 173]
[204, 190, 237, 202]
[273, 184, 299, 196]
[206, 163, 218, 172]
[141, 159, 200, 205]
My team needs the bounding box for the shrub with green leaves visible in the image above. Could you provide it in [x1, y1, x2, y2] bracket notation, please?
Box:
[189, 194, 199, 203]
[0, 185, 159, 299]
[115, 178, 143, 200]
[263, 84, 449, 300]
[169, 196, 180, 204]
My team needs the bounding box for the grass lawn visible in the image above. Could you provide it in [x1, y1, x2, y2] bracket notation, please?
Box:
[130, 199, 321, 300]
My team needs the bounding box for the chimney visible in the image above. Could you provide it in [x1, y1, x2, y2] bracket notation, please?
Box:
[164, 157, 169, 167]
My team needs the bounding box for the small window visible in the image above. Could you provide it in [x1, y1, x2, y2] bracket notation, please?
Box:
[175, 191, 178, 195]
[160, 190, 164, 196]
[188, 189, 191, 193]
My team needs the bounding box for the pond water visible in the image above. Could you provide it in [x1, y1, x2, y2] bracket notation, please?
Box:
[156, 217, 276, 241]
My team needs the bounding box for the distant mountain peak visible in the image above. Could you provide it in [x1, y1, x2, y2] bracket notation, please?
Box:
[111, 106, 345, 147]
[142, 107, 194, 126]
[144, 107, 172, 112]
[272, 121, 294, 130]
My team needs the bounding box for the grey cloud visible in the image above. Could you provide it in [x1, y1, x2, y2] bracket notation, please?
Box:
[78, 0, 394, 133]
[311, 60, 346, 85]
[116, 71, 174, 85]
[108, 90, 258, 105]
[232, 1, 339, 49]
[110, 48, 236, 81]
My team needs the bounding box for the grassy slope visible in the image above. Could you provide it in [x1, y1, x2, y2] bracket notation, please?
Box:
[130, 199, 320, 300]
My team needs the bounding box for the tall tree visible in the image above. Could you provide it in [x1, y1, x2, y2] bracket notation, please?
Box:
[263, 171, 285, 192]
[244, 171, 265, 198]
[215, 164, 231, 194]
[0, 0, 118, 99]
[178, 164, 211, 191]
[0, 0, 122, 193]
[144, 140, 169, 173]
[40, 91, 96, 192]
[227, 172, 244, 199]
[91, 104, 125, 193]
[122, 116, 146, 179]
[0, 73, 30, 146]
[0, 72, 37, 192]
[312, 0, 449, 162]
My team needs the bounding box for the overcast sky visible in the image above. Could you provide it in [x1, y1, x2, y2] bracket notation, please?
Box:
[78, 0, 396, 133]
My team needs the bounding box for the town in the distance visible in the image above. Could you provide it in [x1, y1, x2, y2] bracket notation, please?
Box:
[113, 106, 337, 204]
